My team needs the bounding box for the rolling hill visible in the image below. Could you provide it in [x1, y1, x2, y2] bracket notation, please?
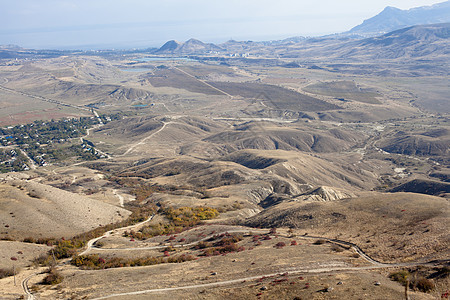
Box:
[378, 127, 450, 157]
[346, 23, 450, 59]
[244, 192, 450, 262]
[0, 180, 130, 239]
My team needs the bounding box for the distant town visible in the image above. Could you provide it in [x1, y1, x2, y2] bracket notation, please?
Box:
[0, 114, 122, 172]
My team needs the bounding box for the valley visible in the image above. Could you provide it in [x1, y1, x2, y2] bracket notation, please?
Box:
[0, 20, 449, 300]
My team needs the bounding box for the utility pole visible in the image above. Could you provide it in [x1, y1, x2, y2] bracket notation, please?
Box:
[51, 248, 57, 266]
[405, 278, 409, 300]
[10, 257, 18, 286]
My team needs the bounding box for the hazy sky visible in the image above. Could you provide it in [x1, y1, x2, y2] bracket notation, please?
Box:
[0, 0, 446, 49]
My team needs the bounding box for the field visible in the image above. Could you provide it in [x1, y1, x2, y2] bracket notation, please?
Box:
[0, 89, 87, 126]
[302, 80, 382, 104]
[145, 68, 225, 96]
[208, 81, 341, 111]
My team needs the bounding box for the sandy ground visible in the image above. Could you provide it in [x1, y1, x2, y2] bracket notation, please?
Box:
[0, 241, 51, 269]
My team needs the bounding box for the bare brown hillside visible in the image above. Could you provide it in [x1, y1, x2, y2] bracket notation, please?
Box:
[245, 192, 450, 262]
[0, 180, 130, 240]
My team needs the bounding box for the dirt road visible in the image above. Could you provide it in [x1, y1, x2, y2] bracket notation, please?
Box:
[22, 221, 447, 299]
[120, 121, 172, 156]
[172, 67, 233, 98]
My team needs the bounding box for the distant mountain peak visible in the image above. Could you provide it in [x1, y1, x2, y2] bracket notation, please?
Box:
[155, 40, 181, 53]
[155, 38, 222, 55]
[185, 38, 203, 43]
[349, 1, 450, 36]
[382, 6, 401, 12]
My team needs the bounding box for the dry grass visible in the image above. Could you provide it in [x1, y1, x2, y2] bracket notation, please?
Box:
[245, 192, 449, 262]
[302, 80, 382, 104]
[145, 68, 224, 95]
[0, 240, 51, 269]
[207, 81, 340, 111]
[0, 180, 131, 240]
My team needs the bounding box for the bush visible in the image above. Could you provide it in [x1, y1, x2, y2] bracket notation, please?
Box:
[411, 277, 434, 293]
[53, 240, 83, 259]
[32, 253, 54, 267]
[164, 206, 219, 226]
[0, 268, 14, 279]
[126, 206, 219, 241]
[274, 242, 286, 249]
[291, 240, 297, 246]
[42, 267, 63, 285]
[195, 241, 212, 249]
[23, 237, 36, 243]
[389, 270, 410, 286]
[331, 244, 344, 252]
[198, 233, 243, 256]
[71, 253, 195, 270]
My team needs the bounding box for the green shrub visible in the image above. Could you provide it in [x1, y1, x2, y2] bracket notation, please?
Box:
[389, 270, 410, 286]
[53, 240, 83, 259]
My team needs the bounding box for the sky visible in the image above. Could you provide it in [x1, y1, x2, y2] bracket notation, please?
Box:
[0, 0, 446, 49]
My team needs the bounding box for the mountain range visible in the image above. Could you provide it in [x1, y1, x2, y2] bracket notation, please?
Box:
[153, 23, 450, 64]
[349, 1, 450, 37]
[152, 1, 450, 60]
[2, 1, 450, 63]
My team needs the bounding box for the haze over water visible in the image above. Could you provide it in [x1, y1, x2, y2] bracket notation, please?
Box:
[1, 0, 446, 49]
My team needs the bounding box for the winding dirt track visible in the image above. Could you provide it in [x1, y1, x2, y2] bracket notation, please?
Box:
[112, 189, 125, 207]
[89, 265, 413, 300]
[21, 220, 448, 299]
[21, 215, 155, 299]
[79, 215, 155, 256]
[85, 229, 267, 253]
[21, 273, 36, 300]
[120, 121, 172, 156]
